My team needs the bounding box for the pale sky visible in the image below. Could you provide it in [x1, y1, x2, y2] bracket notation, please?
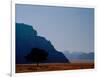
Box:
[16, 4, 94, 53]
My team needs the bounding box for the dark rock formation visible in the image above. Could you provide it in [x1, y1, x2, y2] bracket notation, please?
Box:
[16, 23, 70, 64]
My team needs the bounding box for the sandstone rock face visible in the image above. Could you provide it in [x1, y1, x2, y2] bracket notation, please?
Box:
[16, 23, 70, 64]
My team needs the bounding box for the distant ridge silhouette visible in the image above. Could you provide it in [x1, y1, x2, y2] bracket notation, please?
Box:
[16, 23, 70, 64]
[63, 51, 94, 62]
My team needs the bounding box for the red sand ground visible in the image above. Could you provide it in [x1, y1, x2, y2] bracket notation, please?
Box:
[16, 63, 94, 73]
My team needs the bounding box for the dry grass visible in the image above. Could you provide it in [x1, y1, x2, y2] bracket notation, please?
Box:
[16, 63, 94, 73]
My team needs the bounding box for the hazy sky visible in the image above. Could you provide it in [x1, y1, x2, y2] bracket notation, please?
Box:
[16, 4, 94, 53]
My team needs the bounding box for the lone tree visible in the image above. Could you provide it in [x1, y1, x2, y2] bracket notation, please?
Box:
[25, 48, 48, 66]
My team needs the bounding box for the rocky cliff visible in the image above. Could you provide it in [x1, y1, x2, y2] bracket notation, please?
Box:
[16, 23, 70, 64]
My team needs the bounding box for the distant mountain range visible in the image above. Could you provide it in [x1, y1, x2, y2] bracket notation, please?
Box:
[16, 23, 69, 64]
[63, 51, 94, 62]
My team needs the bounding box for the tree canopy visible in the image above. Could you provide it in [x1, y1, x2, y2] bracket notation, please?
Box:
[25, 48, 48, 66]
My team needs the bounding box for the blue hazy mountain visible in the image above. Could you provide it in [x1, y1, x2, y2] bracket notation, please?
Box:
[63, 51, 94, 62]
[78, 52, 94, 59]
[16, 23, 69, 64]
